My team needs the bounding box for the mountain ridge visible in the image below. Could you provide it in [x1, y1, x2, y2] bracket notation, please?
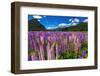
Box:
[28, 19, 46, 31]
[28, 19, 88, 31]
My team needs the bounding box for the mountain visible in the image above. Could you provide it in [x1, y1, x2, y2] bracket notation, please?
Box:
[59, 22, 88, 31]
[28, 19, 46, 31]
[28, 19, 87, 31]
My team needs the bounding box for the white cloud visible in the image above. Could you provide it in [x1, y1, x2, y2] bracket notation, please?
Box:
[83, 19, 88, 23]
[71, 23, 77, 26]
[67, 18, 79, 26]
[38, 19, 41, 21]
[68, 18, 79, 23]
[46, 26, 58, 30]
[43, 16, 46, 17]
[58, 23, 67, 28]
[58, 23, 70, 28]
[33, 15, 42, 19]
[71, 20, 74, 23]
[74, 18, 80, 23]
[69, 18, 72, 22]
[58, 23, 67, 27]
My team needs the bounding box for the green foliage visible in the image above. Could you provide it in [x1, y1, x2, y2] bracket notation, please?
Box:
[58, 51, 78, 59]
[81, 41, 88, 50]
[58, 42, 88, 59]
[28, 49, 38, 56]
[62, 22, 88, 31]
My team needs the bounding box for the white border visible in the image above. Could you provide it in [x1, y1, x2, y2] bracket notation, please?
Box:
[20, 6, 95, 70]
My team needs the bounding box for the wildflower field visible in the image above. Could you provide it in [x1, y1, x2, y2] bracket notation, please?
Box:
[28, 31, 88, 60]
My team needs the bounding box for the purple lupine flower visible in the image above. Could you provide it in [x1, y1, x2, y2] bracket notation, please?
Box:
[31, 55, 38, 60]
[28, 31, 88, 60]
[46, 41, 51, 60]
[82, 51, 86, 58]
[28, 56, 32, 61]
[56, 43, 59, 59]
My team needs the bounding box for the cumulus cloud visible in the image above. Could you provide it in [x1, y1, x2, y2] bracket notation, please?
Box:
[38, 19, 41, 21]
[33, 15, 42, 19]
[71, 20, 74, 23]
[69, 18, 72, 22]
[83, 19, 88, 23]
[71, 23, 77, 26]
[68, 18, 79, 23]
[58, 23, 67, 27]
[43, 16, 46, 17]
[67, 18, 79, 26]
[58, 23, 70, 28]
[46, 26, 58, 30]
[74, 18, 80, 23]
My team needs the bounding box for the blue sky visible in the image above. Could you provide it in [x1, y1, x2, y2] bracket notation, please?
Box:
[28, 15, 88, 29]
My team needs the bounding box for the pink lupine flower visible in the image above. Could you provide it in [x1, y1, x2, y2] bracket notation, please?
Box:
[29, 51, 38, 60]
[31, 55, 38, 60]
[39, 36, 45, 60]
[56, 43, 59, 59]
[46, 41, 51, 60]
[28, 31, 87, 60]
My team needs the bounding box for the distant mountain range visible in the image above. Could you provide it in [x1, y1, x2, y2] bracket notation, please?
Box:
[59, 22, 88, 31]
[28, 19, 88, 31]
[28, 19, 46, 31]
